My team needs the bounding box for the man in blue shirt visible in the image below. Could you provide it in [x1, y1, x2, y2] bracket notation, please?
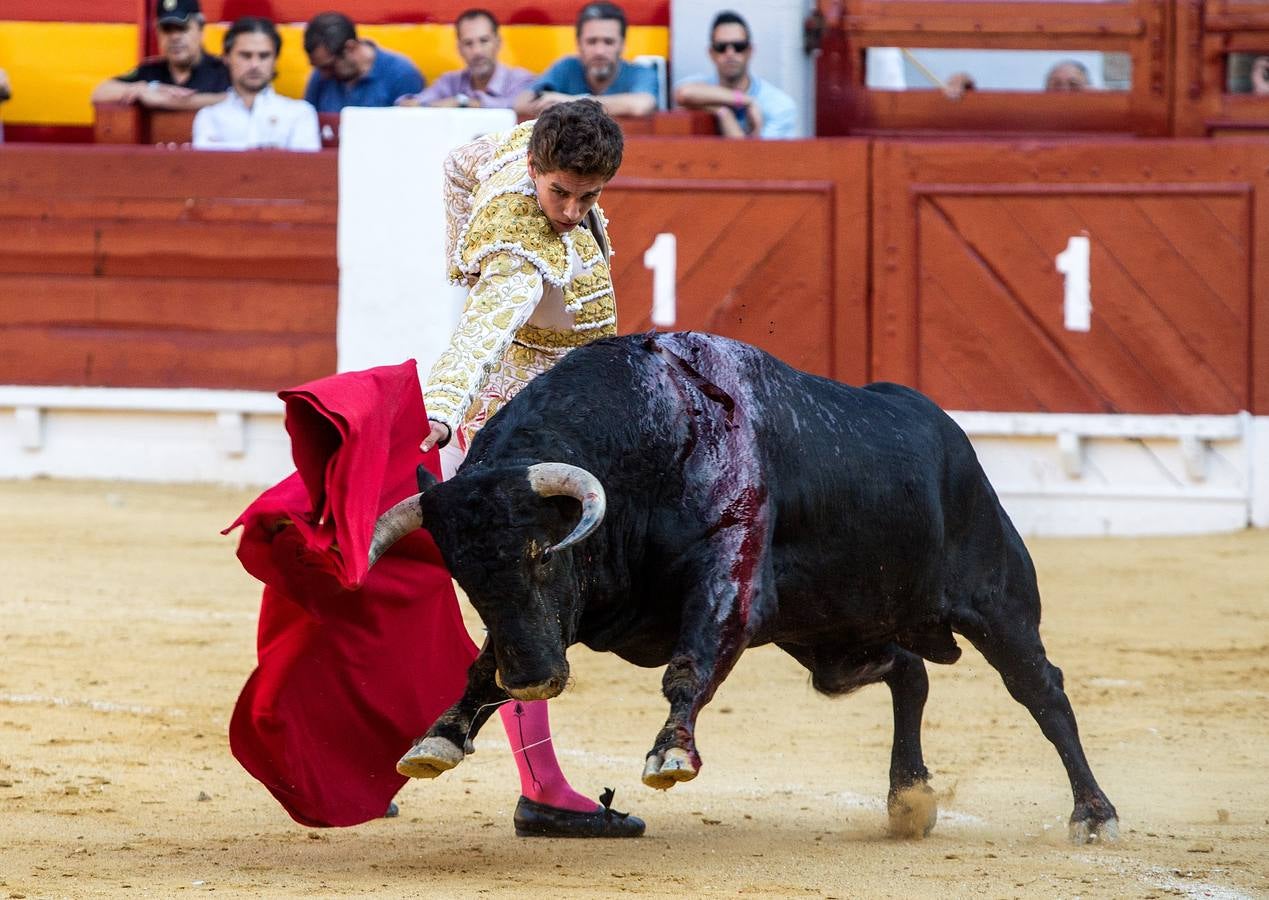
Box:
[303, 11, 424, 112]
[673, 10, 800, 139]
[514, 2, 657, 119]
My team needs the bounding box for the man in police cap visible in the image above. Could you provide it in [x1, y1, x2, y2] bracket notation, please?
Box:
[92, 0, 230, 110]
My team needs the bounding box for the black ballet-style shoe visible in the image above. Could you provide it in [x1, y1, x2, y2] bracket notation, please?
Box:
[513, 788, 646, 838]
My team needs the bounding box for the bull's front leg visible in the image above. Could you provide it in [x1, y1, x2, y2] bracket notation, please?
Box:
[397, 639, 506, 779]
[641, 651, 722, 789]
[642, 569, 772, 790]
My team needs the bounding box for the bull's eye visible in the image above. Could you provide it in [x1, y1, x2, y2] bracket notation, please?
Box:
[527, 541, 555, 583]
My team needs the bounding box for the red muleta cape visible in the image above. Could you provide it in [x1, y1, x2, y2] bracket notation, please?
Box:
[224, 361, 478, 827]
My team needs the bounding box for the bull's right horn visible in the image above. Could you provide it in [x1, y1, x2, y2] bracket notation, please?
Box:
[368, 494, 424, 569]
[526, 463, 606, 555]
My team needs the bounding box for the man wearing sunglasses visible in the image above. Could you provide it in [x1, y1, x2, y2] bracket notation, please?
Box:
[673, 10, 800, 139]
[91, 0, 229, 111]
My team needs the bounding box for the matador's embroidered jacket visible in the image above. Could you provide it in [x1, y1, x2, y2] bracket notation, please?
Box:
[423, 121, 617, 445]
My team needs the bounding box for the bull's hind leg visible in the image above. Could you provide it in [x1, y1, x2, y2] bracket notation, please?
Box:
[785, 641, 939, 838]
[954, 570, 1118, 843]
[883, 648, 939, 838]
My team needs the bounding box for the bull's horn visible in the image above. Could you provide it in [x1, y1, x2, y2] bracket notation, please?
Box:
[368, 494, 424, 569]
[526, 463, 606, 555]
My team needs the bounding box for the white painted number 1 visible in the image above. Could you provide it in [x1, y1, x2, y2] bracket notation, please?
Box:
[643, 232, 677, 327]
[1055, 235, 1091, 332]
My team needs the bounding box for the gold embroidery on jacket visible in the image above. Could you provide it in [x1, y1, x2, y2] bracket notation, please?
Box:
[425, 121, 618, 441]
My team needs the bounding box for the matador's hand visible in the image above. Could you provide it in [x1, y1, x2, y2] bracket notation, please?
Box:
[421, 420, 451, 453]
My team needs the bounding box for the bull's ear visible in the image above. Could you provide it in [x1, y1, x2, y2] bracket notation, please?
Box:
[416, 464, 439, 493]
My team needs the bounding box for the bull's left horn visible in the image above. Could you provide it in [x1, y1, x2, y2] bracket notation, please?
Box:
[526, 463, 606, 555]
[368, 494, 424, 569]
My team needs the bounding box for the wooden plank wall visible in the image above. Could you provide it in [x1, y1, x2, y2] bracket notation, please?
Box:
[0, 146, 338, 390]
[2, 138, 1267, 415]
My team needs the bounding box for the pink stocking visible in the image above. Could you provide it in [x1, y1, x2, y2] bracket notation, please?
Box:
[498, 699, 596, 812]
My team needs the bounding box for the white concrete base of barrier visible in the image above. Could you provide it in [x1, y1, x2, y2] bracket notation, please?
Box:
[0, 386, 1265, 535]
[952, 411, 1261, 535]
[0, 386, 289, 486]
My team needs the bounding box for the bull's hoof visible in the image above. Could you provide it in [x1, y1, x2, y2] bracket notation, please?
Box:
[1069, 815, 1119, 845]
[887, 783, 938, 839]
[397, 736, 465, 779]
[641, 747, 697, 790]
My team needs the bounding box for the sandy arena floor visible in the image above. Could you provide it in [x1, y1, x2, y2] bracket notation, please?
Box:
[0, 479, 1266, 899]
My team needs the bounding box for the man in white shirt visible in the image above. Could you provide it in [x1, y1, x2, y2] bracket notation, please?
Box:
[193, 17, 321, 151]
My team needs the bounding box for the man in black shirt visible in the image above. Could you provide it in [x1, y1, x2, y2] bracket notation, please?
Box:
[91, 0, 229, 110]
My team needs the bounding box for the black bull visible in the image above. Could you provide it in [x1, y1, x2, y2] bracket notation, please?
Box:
[370, 332, 1118, 841]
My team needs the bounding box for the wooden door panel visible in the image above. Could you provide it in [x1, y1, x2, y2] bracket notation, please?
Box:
[608, 138, 870, 384]
[917, 200, 1109, 411]
[920, 191, 1249, 411]
[608, 189, 833, 376]
[875, 140, 1262, 414]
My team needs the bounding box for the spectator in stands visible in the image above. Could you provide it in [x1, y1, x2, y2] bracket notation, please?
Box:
[1045, 60, 1090, 93]
[91, 0, 229, 111]
[673, 10, 799, 139]
[940, 59, 1092, 99]
[514, 2, 657, 118]
[193, 18, 320, 152]
[1251, 55, 1269, 96]
[303, 11, 424, 113]
[941, 71, 976, 100]
[397, 9, 533, 108]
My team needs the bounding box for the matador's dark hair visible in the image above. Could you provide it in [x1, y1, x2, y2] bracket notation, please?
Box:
[528, 98, 624, 181]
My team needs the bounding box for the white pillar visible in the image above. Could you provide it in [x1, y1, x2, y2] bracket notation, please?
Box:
[336, 107, 517, 377]
[1253, 416, 1269, 528]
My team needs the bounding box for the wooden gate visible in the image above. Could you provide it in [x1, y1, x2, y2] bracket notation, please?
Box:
[605, 139, 870, 383]
[1173, 0, 1269, 136]
[814, 0, 1173, 137]
[871, 138, 1269, 414]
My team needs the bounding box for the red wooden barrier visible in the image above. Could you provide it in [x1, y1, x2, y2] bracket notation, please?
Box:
[870, 138, 1269, 414]
[0, 146, 338, 390]
[3, 137, 1268, 415]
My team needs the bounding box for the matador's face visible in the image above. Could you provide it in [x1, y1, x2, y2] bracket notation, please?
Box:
[527, 154, 607, 234]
